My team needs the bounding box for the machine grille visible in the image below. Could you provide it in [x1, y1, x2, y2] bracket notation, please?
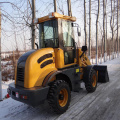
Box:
[17, 67, 25, 82]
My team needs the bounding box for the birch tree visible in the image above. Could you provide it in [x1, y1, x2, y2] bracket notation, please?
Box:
[96, 0, 100, 64]
[84, 0, 87, 46]
[117, 0, 119, 57]
[88, 0, 91, 60]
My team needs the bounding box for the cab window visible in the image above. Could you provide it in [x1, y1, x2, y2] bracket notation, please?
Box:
[39, 19, 58, 48]
[62, 20, 74, 47]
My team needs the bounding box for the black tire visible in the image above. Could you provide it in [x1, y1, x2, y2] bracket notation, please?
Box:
[85, 69, 98, 93]
[47, 80, 71, 114]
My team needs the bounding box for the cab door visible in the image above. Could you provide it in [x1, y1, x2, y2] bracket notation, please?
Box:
[62, 20, 76, 65]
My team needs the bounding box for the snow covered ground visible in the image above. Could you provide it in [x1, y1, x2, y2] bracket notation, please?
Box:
[0, 57, 120, 120]
[1, 80, 14, 99]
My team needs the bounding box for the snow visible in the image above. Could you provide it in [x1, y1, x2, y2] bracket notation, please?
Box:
[90, 55, 119, 65]
[0, 57, 120, 120]
[1, 80, 14, 99]
[0, 80, 29, 120]
[104, 97, 110, 103]
[0, 98, 28, 120]
[1, 61, 12, 66]
[1, 60, 14, 81]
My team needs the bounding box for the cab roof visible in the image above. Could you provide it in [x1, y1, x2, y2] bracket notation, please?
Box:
[36, 12, 76, 24]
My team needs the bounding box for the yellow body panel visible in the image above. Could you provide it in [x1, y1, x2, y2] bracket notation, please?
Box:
[54, 48, 77, 69]
[54, 48, 91, 81]
[54, 48, 64, 68]
[22, 47, 91, 88]
[37, 12, 76, 24]
[78, 49, 91, 67]
[24, 48, 57, 88]
[77, 48, 91, 80]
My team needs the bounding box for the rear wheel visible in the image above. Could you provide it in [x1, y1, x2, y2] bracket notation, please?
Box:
[85, 70, 98, 93]
[47, 80, 71, 114]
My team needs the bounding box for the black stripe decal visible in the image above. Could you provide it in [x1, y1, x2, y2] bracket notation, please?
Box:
[40, 59, 53, 68]
[37, 53, 52, 64]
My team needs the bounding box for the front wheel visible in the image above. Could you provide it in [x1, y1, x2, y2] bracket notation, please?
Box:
[85, 70, 98, 93]
[47, 80, 71, 114]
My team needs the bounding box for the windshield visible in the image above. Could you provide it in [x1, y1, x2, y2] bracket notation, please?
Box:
[39, 19, 58, 48]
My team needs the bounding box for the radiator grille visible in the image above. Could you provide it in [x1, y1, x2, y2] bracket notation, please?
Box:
[17, 67, 24, 82]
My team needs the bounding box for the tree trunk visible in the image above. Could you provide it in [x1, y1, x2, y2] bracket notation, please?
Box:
[89, 0, 91, 60]
[84, 0, 87, 46]
[67, 0, 72, 16]
[96, 0, 100, 64]
[54, 0, 57, 12]
[103, 0, 106, 62]
[0, 8, 2, 101]
[106, 0, 107, 60]
[32, 0, 36, 49]
[117, 0, 119, 57]
[110, 0, 114, 60]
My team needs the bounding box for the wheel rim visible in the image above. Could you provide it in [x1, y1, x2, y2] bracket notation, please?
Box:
[92, 74, 97, 87]
[58, 88, 68, 107]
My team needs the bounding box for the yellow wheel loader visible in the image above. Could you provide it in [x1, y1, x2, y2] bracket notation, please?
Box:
[8, 12, 109, 114]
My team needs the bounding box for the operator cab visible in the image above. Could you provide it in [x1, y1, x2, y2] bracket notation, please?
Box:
[39, 19, 74, 49]
[35, 12, 80, 67]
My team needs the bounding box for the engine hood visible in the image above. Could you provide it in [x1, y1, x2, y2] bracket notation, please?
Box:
[17, 50, 36, 66]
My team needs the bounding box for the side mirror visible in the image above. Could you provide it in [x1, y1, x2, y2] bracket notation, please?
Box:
[71, 23, 81, 36]
[77, 27, 81, 36]
[35, 43, 39, 49]
[82, 46, 87, 52]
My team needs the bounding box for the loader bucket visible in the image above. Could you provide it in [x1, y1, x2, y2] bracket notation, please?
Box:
[93, 65, 109, 83]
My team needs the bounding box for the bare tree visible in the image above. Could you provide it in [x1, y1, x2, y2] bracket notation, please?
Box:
[88, 0, 91, 60]
[106, 0, 108, 60]
[0, 1, 32, 51]
[32, 0, 36, 49]
[84, 0, 87, 46]
[54, 0, 57, 12]
[0, 8, 2, 100]
[110, 0, 114, 59]
[96, 0, 100, 64]
[103, 0, 106, 62]
[117, 0, 119, 57]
